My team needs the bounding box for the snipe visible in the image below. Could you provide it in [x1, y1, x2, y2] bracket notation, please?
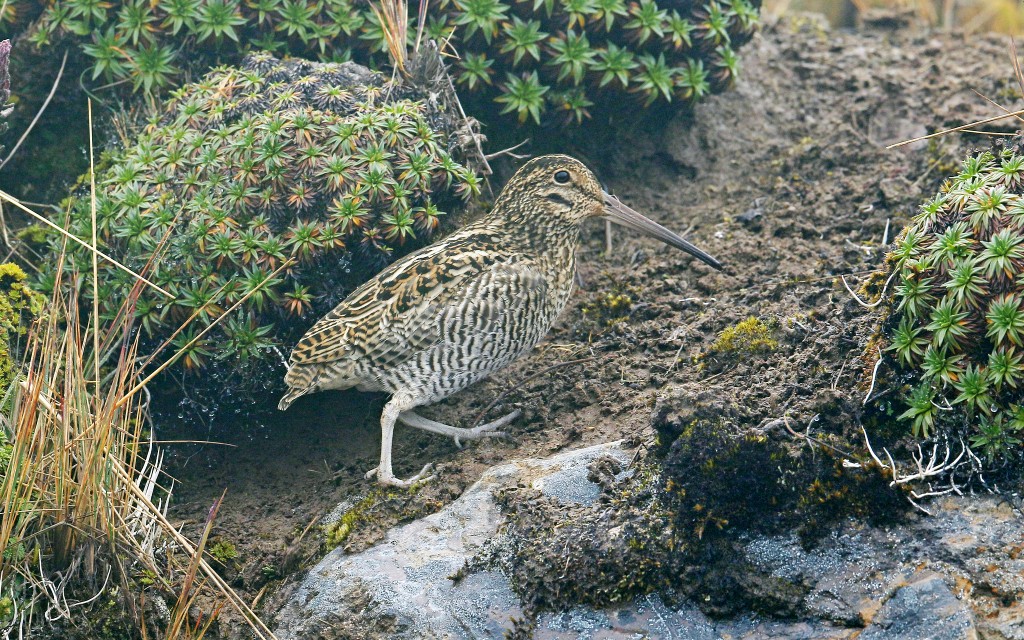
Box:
[279, 155, 722, 486]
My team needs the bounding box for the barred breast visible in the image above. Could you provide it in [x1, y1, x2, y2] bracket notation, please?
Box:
[278, 222, 575, 410]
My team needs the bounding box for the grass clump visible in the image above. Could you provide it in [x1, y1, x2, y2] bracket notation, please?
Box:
[0, 178, 277, 637]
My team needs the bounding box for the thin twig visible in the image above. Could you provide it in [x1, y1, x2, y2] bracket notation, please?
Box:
[840, 270, 896, 309]
[483, 139, 531, 161]
[886, 107, 1024, 149]
[0, 51, 67, 171]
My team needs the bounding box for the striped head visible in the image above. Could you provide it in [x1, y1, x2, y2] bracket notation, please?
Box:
[491, 155, 723, 270]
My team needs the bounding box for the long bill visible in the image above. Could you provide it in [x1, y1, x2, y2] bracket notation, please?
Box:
[603, 193, 723, 270]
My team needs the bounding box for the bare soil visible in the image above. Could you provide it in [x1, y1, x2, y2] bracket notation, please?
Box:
[163, 13, 1023, 637]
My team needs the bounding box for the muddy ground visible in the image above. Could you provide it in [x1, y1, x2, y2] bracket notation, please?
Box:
[162, 13, 1024, 636]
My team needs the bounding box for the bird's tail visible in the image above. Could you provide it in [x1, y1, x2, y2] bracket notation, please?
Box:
[278, 363, 316, 410]
[279, 361, 359, 410]
[278, 386, 308, 411]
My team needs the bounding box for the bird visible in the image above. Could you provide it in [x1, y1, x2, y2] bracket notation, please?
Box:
[279, 155, 722, 487]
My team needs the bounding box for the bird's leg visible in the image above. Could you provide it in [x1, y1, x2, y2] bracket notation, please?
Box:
[365, 399, 434, 487]
[398, 409, 520, 448]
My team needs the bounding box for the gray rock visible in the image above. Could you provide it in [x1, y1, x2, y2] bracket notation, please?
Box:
[860, 572, 975, 640]
[272, 442, 628, 639]
[273, 438, 1024, 640]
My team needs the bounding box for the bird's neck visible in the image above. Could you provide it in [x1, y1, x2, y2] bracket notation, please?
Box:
[495, 209, 583, 258]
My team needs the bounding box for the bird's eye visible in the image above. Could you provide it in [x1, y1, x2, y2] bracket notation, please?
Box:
[553, 170, 571, 184]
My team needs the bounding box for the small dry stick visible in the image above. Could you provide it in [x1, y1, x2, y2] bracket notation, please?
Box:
[0, 190, 172, 297]
[887, 107, 1024, 149]
[840, 270, 896, 309]
[483, 139, 530, 161]
[0, 51, 67, 171]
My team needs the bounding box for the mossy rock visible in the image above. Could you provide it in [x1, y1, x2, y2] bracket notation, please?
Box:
[475, 458, 681, 614]
[652, 390, 909, 545]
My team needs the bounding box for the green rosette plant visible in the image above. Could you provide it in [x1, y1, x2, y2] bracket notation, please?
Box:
[4, 0, 760, 126]
[886, 143, 1024, 464]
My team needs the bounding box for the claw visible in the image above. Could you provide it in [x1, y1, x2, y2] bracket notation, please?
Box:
[375, 463, 435, 487]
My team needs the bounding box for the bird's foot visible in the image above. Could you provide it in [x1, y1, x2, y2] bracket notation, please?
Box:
[455, 409, 521, 448]
[397, 409, 521, 448]
[365, 463, 435, 487]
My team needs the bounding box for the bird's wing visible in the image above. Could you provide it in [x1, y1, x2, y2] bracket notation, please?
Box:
[287, 233, 542, 369]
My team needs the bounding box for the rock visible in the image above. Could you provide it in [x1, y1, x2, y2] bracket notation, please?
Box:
[272, 442, 629, 639]
[860, 572, 975, 640]
[269, 438, 1024, 639]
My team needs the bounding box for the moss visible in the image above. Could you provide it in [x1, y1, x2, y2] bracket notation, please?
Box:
[652, 391, 910, 545]
[477, 460, 681, 614]
[0, 263, 43, 400]
[14, 225, 49, 250]
[579, 281, 637, 335]
[324, 482, 429, 550]
[207, 539, 239, 566]
[707, 316, 778, 356]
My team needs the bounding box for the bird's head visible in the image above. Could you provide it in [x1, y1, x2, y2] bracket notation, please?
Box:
[495, 154, 722, 270]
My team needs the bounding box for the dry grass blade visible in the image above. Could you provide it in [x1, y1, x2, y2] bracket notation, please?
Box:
[372, 0, 410, 75]
[0, 190, 172, 298]
[1011, 37, 1024, 99]
[886, 107, 1024, 149]
[414, 0, 429, 54]
[116, 257, 296, 410]
[969, 89, 1024, 125]
[164, 492, 225, 639]
[89, 99, 100, 388]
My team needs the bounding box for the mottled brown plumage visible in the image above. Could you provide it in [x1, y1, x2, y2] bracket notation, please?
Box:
[280, 155, 721, 486]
